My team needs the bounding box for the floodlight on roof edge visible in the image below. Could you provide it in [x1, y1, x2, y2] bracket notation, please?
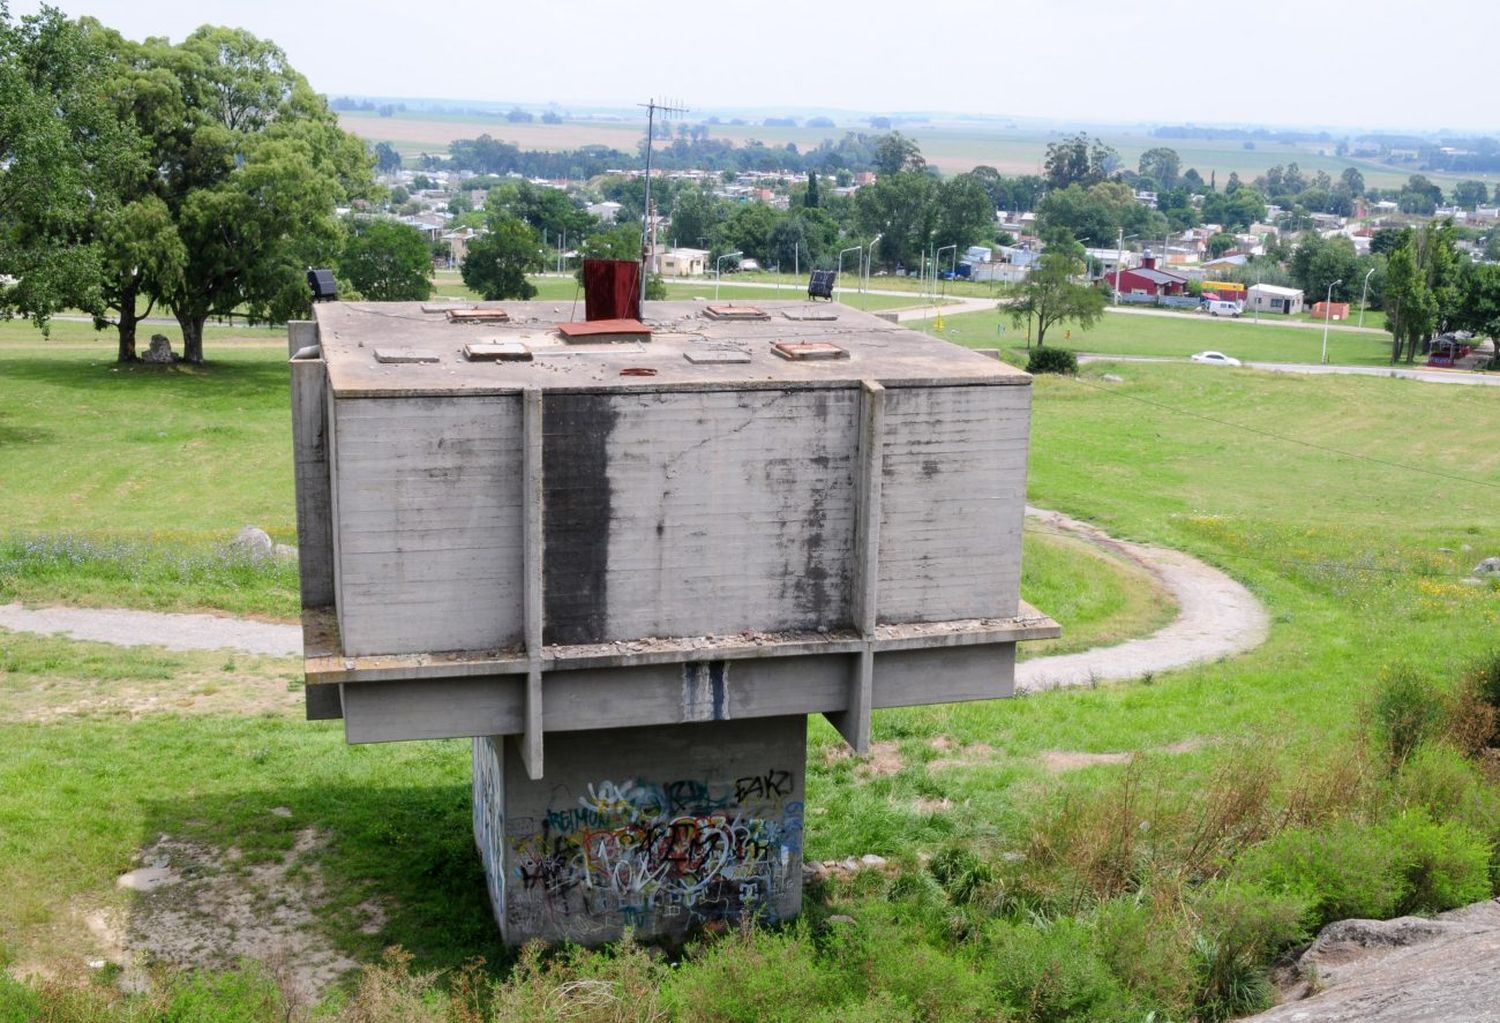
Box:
[307, 268, 338, 302]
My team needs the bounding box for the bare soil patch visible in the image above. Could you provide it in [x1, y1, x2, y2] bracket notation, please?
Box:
[853, 740, 905, 780]
[1036, 738, 1207, 773]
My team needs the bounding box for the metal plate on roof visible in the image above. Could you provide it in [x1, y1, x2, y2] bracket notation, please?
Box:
[464, 342, 532, 362]
[373, 347, 440, 364]
[781, 309, 839, 321]
[446, 308, 510, 324]
[703, 304, 769, 321]
[770, 341, 848, 361]
[557, 318, 652, 343]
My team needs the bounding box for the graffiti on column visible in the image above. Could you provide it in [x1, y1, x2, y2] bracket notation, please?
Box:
[505, 769, 802, 937]
[472, 737, 506, 925]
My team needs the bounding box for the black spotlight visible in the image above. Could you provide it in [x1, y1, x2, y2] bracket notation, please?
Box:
[307, 268, 338, 302]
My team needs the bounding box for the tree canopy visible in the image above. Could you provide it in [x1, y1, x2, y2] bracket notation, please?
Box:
[1004, 231, 1106, 347]
[338, 219, 432, 301]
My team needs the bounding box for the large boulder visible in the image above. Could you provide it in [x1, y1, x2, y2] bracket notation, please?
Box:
[1474, 556, 1500, 578]
[140, 334, 177, 364]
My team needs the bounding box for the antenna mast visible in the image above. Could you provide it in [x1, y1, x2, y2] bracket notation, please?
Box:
[638, 97, 689, 307]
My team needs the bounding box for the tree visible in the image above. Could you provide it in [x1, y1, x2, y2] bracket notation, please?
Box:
[1207, 232, 1237, 258]
[1339, 167, 1365, 197]
[667, 187, 727, 249]
[338, 219, 432, 300]
[854, 171, 938, 269]
[1290, 234, 1359, 303]
[1383, 240, 1433, 364]
[1003, 231, 1106, 347]
[0, 8, 140, 344]
[1454, 262, 1500, 345]
[147, 26, 372, 362]
[1452, 180, 1489, 211]
[934, 173, 997, 254]
[1138, 147, 1181, 188]
[804, 169, 820, 209]
[373, 141, 402, 172]
[871, 132, 924, 176]
[462, 214, 543, 300]
[1044, 133, 1118, 190]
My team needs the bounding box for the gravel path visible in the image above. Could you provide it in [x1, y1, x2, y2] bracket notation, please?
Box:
[1016, 507, 1268, 692]
[0, 510, 1269, 688]
[0, 603, 301, 657]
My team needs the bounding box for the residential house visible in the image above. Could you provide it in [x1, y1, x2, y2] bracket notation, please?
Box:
[587, 201, 623, 223]
[657, 247, 709, 277]
[1247, 283, 1304, 315]
[1107, 251, 1189, 297]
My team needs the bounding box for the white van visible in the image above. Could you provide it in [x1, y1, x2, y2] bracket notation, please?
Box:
[1205, 299, 1242, 318]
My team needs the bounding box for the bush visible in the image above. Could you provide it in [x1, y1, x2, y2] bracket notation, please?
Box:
[928, 846, 994, 906]
[1382, 812, 1493, 916]
[1026, 346, 1078, 375]
[1370, 664, 1445, 768]
[982, 917, 1140, 1023]
[1189, 881, 1309, 1021]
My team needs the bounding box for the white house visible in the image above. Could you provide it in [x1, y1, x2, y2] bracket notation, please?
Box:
[1247, 283, 1305, 315]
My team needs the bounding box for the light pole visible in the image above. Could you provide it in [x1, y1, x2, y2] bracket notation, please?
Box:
[861, 233, 882, 295]
[1358, 266, 1375, 329]
[837, 245, 861, 304]
[715, 250, 742, 301]
[1320, 279, 1342, 364]
[936, 244, 957, 300]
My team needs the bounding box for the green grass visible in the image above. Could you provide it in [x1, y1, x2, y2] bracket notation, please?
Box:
[427, 271, 928, 311]
[4, 317, 1500, 1020]
[923, 305, 1399, 365]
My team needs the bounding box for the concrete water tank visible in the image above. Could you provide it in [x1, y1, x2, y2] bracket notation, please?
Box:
[288, 299, 1057, 944]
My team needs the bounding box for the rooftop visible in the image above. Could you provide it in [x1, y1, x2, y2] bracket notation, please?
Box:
[310, 300, 1029, 398]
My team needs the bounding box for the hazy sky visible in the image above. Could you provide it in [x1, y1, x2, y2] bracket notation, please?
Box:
[12, 0, 1494, 132]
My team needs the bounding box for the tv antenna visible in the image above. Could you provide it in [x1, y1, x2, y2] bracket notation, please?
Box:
[638, 97, 689, 307]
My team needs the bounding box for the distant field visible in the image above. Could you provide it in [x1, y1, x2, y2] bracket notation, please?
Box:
[341, 109, 1491, 191]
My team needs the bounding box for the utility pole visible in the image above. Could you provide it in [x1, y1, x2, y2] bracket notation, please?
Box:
[638, 98, 689, 308]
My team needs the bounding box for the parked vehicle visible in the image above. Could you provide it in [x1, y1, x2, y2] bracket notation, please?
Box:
[939, 263, 973, 280]
[1203, 299, 1243, 318]
[1191, 351, 1242, 366]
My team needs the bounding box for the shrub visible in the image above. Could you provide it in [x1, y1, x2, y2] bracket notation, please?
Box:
[1026, 346, 1078, 375]
[1188, 881, 1309, 1021]
[661, 925, 836, 1023]
[1370, 664, 1445, 768]
[1381, 812, 1493, 916]
[928, 846, 994, 906]
[982, 917, 1140, 1023]
[1236, 821, 1407, 927]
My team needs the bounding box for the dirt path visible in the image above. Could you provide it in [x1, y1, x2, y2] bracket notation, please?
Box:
[1016, 507, 1268, 692]
[0, 510, 1269, 691]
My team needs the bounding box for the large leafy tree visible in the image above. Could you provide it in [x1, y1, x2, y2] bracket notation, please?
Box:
[1137, 147, 1181, 188]
[871, 132, 925, 176]
[0, 6, 137, 336]
[1003, 231, 1106, 347]
[1043, 133, 1118, 190]
[462, 214, 543, 300]
[338, 219, 432, 301]
[151, 26, 371, 363]
[855, 171, 938, 270]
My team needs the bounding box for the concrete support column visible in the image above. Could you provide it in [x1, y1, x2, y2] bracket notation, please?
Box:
[474, 716, 807, 945]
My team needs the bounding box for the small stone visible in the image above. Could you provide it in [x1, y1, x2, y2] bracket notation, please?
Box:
[86, 959, 106, 970]
[1460, 577, 1485, 587]
[827, 914, 856, 925]
[839, 856, 859, 873]
[272, 543, 298, 560]
[1439, 547, 1455, 554]
[1102, 373, 1124, 382]
[269, 806, 292, 818]
[116, 866, 178, 892]
[1001, 851, 1027, 863]
[859, 854, 887, 868]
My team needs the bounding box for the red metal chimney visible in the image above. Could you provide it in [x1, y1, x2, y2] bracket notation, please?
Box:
[582, 259, 642, 321]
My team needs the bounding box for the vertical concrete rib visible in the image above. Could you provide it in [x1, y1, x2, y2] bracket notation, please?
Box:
[521, 387, 545, 779]
[287, 320, 334, 610]
[828, 380, 883, 752]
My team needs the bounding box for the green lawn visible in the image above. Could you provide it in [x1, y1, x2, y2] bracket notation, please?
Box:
[924, 305, 1398, 366]
[4, 319, 1500, 1020]
[427, 271, 925, 311]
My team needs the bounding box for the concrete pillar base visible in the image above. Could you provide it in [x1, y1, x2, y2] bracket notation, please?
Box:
[473, 716, 807, 945]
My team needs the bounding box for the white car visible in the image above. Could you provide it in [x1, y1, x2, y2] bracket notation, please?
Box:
[1190, 351, 1242, 366]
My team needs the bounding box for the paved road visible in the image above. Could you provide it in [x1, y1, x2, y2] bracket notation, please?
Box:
[1104, 304, 1386, 335]
[0, 509, 1270, 695]
[1079, 353, 1500, 387]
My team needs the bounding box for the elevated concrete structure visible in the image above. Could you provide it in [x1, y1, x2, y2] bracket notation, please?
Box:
[289, 299, 1056, 944]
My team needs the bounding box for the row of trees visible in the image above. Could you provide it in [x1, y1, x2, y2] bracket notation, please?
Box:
[0, 8, 371, 362]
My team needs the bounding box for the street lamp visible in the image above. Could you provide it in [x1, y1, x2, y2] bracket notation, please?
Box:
[861, 233, 882, 295]
[1358, 266, 1376, 329]
[1320, 279, 1342, 365]
[935, 244, 957, 300]
[837, 245, 861, 304]
[715, 251, 742, 301]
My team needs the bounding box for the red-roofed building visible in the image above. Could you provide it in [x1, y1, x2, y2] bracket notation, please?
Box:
[1106, 250, 1189, 297]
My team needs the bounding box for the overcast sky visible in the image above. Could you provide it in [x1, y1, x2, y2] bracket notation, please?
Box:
[12, 0, 1494, 132]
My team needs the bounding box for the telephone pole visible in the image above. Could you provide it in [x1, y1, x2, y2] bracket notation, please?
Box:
[638, 98, 689, 308]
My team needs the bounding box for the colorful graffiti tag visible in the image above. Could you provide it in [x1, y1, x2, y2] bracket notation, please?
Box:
[505, 770, 802, 939]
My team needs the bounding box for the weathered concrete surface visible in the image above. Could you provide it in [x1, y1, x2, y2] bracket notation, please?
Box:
[1243, 900, 1500, 1022]
[477, 716, 806, 945]
[1015, 507, 1269, 692]
[0, 602, 300, 657]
